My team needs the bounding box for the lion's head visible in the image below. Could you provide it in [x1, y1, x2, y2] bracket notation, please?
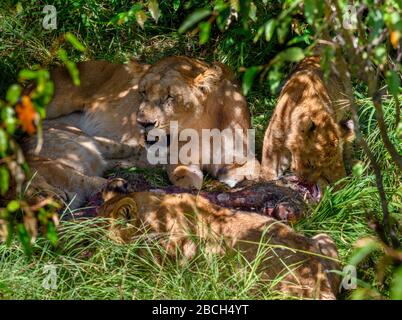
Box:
[136, 56, 226, 140]
[289, 114, 354, 187]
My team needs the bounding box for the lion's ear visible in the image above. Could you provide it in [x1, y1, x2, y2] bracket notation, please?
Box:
[193, 64, 223, 94]
[339, 119, 355, 142]
[111, 198, 138, 222]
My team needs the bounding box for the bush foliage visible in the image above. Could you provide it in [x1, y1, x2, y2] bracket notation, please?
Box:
[0, 0, 401, 299]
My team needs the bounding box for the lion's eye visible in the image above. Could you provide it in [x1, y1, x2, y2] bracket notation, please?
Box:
[307, 160, 315, 169]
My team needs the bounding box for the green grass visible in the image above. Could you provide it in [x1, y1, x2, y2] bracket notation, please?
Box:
[0, 1, 401, 300]
[0, 218, 296, 300]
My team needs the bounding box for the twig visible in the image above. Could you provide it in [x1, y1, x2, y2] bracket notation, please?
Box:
[334, 45, 400, 249]
[328, 0, 401, 248]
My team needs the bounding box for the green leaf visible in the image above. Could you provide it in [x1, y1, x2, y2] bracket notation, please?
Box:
[173, 0, 180, 11]
[349, 240, 379, 266]
[199, 21, 211, 45]
[17, 224, 32, 256]
[390, 266, 402, 300]
[374, 45, 386, 65]
[7, 200, 20, 212]
[135, 10, 148, 29]
[41, 82, 55, 107]
[253, 25, 264, 43]
[0, 129, 7, 157]
[368, 10, 384, 43]
[386, 70, 401, 97]
[6, 84, 21, 105]
[110, 12, 128, 25]
[397, 121, 402, 139]
[19, 69, 38, 80]
[280, 47, 305, 62]
[287, 34, 311, 45]
[46, 221, 58, 246]
[214, 0, 228, 12]
[128, 4, 143, 16]
[264, 19, 277, 42]
[352, 162, 364, 177]
[1, 107, 17, 134]
[0, 166, 10, 196]
[57, 49, 80, 86]
[16, 2, 23, 14]
[65, 32, 85, 52]
[179, 8, 211, 34]
[386, 12, 401, 26]
[148, 0, 160, 23]
[65, 61, 80, 86]
[57, 48, 68, 62]
[277, 18, 290, 44]
[216, 7, 230, 31]
[249, 2, 257, 22]
[242, 66, 260, 96]
[268, 67, 283, 92]
[304, 0, 316, 25]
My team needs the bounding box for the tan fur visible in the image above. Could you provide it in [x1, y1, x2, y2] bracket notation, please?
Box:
[136, 56, 260, 189]
[23, 119, 148, 207]
[261, 56, 354, 188]
[22, 60, 150, 208]
[23, 57, 259, 207]
[98, 188, 341, 299]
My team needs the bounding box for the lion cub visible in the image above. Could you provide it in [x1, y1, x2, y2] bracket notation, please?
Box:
[98, 179, 340, 300]
[261, 56, 354, 196]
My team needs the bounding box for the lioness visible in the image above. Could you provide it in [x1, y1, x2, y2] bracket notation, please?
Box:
[22, 57, 259, 208]
[136, 56, 260, 189]
[22, 60, 149, 208]
[98, 178, 340, 300]
[261, 56, 354, 197]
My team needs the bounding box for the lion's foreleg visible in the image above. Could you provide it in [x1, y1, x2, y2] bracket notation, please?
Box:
[167, 164, 203, 190]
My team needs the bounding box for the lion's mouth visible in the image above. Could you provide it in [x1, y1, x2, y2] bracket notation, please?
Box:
[300, 182, 321, 201]
[138, 122, 165, 147]
[143, 129, 171, 147]
[285, 175, 322, 201]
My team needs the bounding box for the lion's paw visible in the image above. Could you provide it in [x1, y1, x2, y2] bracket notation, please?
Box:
[168, 165, 203, 190]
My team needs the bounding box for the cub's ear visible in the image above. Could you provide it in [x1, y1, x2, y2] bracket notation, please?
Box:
[193, 64, 223, 94]
[111, 197, 137, 222]
[339, 119, 355, 142]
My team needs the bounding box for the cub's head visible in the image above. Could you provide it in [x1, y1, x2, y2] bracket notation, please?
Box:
[136, 56, 225, 141]
[98, 178, 137, 243]
[289, 114, 354, 188]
